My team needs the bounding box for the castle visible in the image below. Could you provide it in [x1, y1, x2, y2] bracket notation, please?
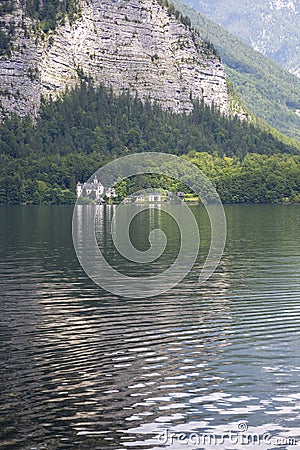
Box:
[76, 176, 116, 201]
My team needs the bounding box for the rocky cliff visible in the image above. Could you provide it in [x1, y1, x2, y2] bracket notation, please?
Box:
[0, 0, 228, 117]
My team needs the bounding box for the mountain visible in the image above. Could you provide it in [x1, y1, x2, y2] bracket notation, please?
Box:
[186, 0, 300, 78]
[0, 0, 299, 206]
[173, 0, 300, 141]
[0, 0, 228, 118]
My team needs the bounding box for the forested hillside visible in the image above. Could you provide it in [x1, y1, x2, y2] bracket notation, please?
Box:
[172, 0, 300, 141]
[0, 83, 299, 205]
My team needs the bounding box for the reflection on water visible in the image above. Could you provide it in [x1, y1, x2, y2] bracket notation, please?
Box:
[0, 205, 299, 449]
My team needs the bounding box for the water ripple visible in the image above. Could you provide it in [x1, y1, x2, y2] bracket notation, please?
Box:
[0, 205, 299, 449]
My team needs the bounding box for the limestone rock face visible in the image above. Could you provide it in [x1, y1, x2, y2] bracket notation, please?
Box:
[0, 0, 228, 117]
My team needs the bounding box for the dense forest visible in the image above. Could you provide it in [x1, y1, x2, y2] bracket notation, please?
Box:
[0, 82, 299, 205]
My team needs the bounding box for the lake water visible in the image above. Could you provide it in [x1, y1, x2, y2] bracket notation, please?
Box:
[0, 205, 299, 450]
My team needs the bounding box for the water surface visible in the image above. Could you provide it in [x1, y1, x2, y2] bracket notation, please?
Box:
[0, 205, 299, 449]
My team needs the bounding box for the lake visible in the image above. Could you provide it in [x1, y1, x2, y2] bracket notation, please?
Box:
[0, 205, 299, 449]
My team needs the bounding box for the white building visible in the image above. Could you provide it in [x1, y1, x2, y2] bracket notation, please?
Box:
[76, 176, 104, 200]
[148, 192, 162, 202]
[135, 193, 145, 202]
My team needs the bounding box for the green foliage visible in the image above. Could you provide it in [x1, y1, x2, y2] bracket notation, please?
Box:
[23, 0, 81, 31]
[0, 1, 14, 15]
[172, 0, 300, 141]
[0, 28, 12, 56]
[75, 65, 90, 82]
[186, 152, 300, 204]
[118, 152, 300, 204]
[0, 83, 299, 205]
[0, 1, 15, 57]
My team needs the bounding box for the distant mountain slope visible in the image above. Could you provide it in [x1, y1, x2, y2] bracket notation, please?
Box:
[173, 0, 300, 141]
[186, 0, 300, 78]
